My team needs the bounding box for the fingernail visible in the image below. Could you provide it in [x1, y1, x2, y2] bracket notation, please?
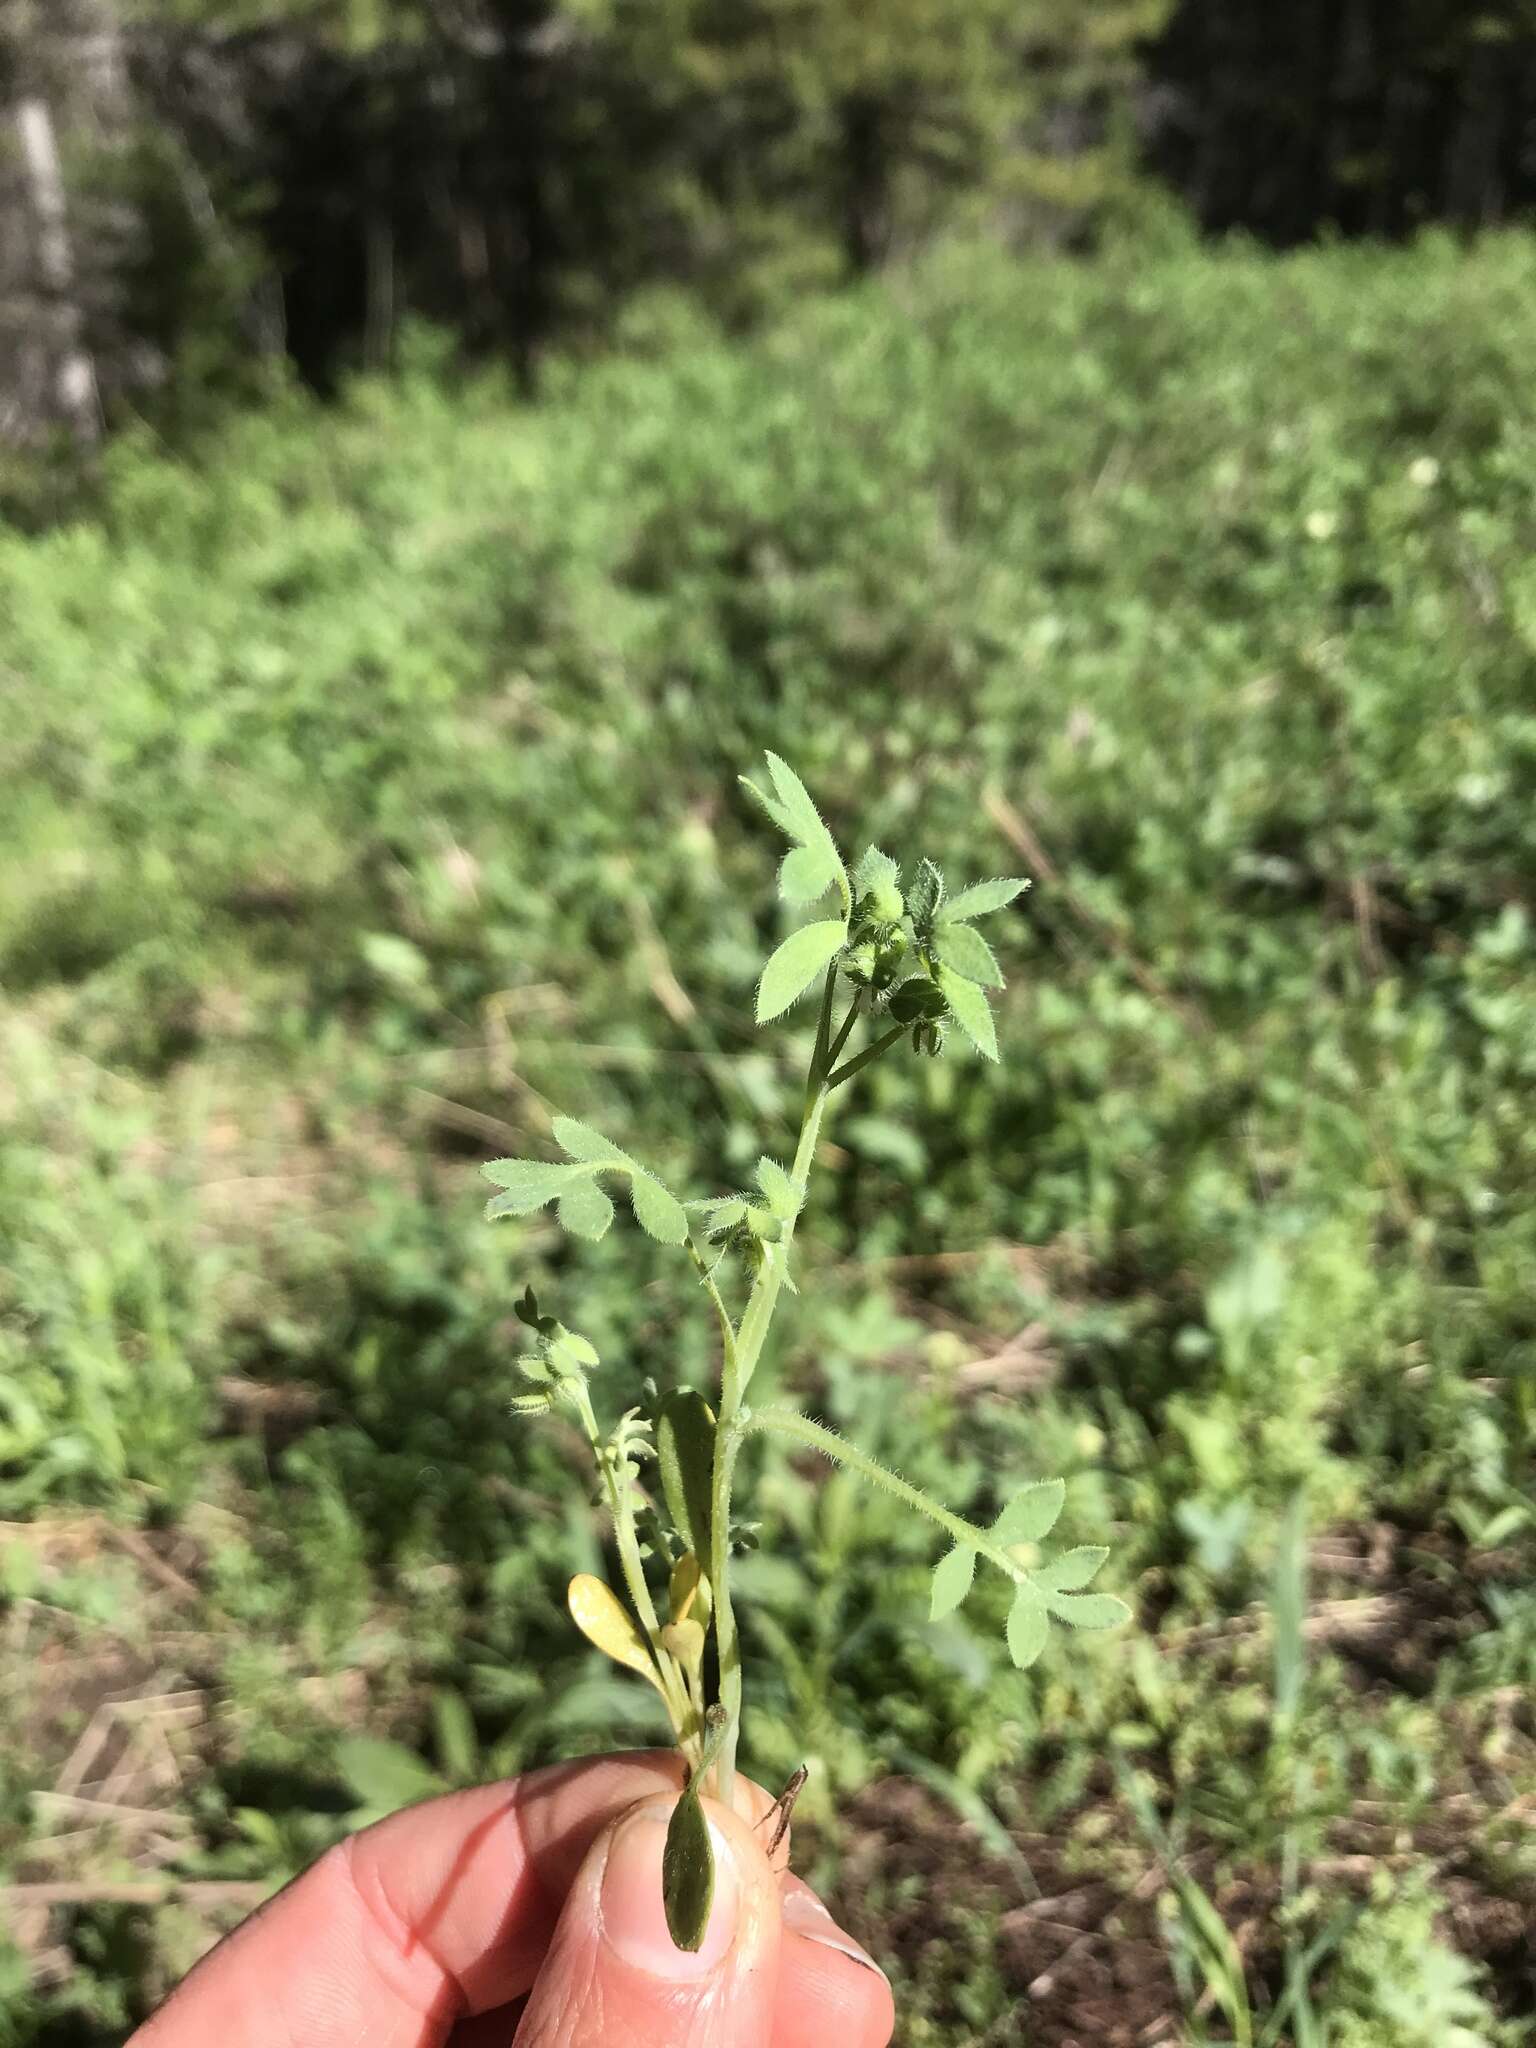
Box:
[601, 1804, 740, 1977]
[782, 1887, 888, 1978]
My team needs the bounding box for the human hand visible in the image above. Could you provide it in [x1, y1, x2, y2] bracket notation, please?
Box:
[127, 1748, 895, 2048]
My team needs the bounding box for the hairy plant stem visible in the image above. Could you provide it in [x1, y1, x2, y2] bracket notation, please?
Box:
[741, 1407, 1028, 1585]
[709, 966, 845, 1805]
[828, 1020, 907, 1090]
[577, 1385, 692, 1740]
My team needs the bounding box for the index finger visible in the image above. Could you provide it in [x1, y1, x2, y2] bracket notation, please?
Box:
[132, 1750, 785, 2047]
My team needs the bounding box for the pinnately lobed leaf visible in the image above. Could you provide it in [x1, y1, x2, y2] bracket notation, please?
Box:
[942, 877, 1030, 922]
[929, 1544, 978, 1621]
[993, 1479, 1066, 1546]
[936, 964, 999, 1061]
[757, 918, 847, 1023]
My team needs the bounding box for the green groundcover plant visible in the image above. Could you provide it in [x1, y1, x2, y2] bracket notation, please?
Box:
[481, 755, 1128, 1947]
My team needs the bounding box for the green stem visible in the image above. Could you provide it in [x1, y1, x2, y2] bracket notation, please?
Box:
[710, 967, 839, 1804]
[707, 1414, 745, 1800]
[825, 993, 863, 1070]
[828, 1022, 906, 1090]
[579, 1387, 691, 1738]
[743, 1408, 1026, 1583]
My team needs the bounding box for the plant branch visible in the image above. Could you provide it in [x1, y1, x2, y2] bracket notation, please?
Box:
[828, 1022, 906, 1090]
[742, 1407, 1025, 1582]
[825, 992, 863, 1070]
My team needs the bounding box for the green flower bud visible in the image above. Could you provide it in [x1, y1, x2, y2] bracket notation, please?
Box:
[744, 1204, 782, 1242]
[889, 978, 947, 1023]
[845, 942, 879, 985]
[865, 879, 905, 925]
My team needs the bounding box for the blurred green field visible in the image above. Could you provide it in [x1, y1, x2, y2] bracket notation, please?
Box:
[3, 233, 1535, 2046]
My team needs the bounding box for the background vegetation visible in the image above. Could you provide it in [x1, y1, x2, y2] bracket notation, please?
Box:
[7, 0, 1536, 443]
[3, 225, 1536, 2042]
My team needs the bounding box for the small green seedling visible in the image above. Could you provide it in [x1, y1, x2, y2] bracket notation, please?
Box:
[482, 755, 1128, 1948]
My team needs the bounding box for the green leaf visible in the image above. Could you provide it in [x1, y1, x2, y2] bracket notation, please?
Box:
[739, 773, 797, 837]
[432, 1689, 479, 1780]
[567, 1574, 666, 1693]
[993, 1480, 1066, 1545]
[905, 858, 945, 930]
[754, 1157, 803, 1221]
[663, 1769, 717, 1951]
[1037, 1546, 1108, 1592]
[1046, 1592, 1131, 1630]
[630, 1174, 689, 1244]
[482, 1157, 577, 1195]
[336, 1736, 444, 1814]
[929, 1545, 978, 1621]
[757, 919, 847, 1023]
[936, 964, 999, 1061]
[690, 1196, 746, 1242]
[1006, 1589, 1049, 1670]
[944, 878, 1030, 921]
[779, 843, 841, 903]
[657, 1389, 716, 1559]
[765, 753, 833, 850]
[483, 1160, 586, 1217]
[558, 1179, 615, 1240]
[934, 920, 1004, 988]
[552, 1117, 631, 1166]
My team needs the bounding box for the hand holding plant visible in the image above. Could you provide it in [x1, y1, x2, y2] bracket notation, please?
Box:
[483, 756, 1128, 1948]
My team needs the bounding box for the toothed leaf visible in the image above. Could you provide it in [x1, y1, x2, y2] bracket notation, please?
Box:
[993, 1480, 1066, 1545]
[936, 964, 999, 1061]
[944, 878, 1030, 921]
[929, 1545, 978, 1621]
[757, 919, 847, 1023]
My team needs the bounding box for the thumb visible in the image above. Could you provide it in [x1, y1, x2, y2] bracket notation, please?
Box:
[513, 1792, 780, 2048]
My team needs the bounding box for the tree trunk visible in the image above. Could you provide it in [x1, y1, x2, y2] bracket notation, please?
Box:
[840, 93, 893, 275]
[14, 92, 102, 444]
